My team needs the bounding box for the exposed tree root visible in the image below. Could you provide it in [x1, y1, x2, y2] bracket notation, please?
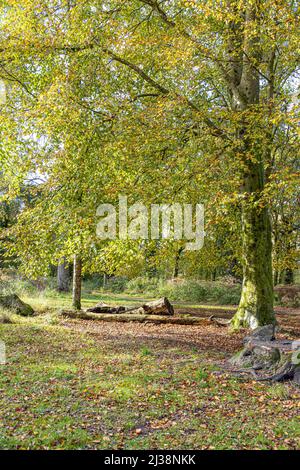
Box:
[229, 326, 300, 385]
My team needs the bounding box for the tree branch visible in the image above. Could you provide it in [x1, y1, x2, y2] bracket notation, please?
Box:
[102, 47, 228, 139]
[138, 0, 248, 107]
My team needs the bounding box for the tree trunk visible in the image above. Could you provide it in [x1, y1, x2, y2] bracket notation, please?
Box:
[273, 270, 279, 286]
[57, 259, 70, 292]
[232, 166, 275, 329]
[173, 247, 183, 278]
[230, 3, 275, 329]
[231, 125, 275, 329]
[72, 255, 82, 310]
[284, 269, 294, 285]
[231, 199, 275, 329]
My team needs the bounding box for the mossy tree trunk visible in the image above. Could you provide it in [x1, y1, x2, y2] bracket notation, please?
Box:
[231, 134, 275, 329]
[229, 2, 275, 329]
[231, 176, 275, 329]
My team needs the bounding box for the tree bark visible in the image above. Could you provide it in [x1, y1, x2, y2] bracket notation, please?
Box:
[57, 258, 70, 292]
[229, 2, 275, 329]
[231, 200, 275, 328]
[72, 255, 82, 310]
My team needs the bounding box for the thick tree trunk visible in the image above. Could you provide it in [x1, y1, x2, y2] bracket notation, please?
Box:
[231, 200, 275, 329]
[230, 3, 275, 329]
[72, 255, 82, 310]
[231, 154, 275, 329]
[57, 259, 70, 292]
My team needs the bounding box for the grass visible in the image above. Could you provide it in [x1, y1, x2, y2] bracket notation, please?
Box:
[2, 275, 243, 307]
[22, 291, 154, 313]
[0, 307, 299, 450]
[21, 288, 238, 315]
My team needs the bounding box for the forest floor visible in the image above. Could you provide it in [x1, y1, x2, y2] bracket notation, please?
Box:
[0, 293, 299, 450]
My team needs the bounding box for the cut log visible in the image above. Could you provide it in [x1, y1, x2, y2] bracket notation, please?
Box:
[87, 297, 174, 316]
[60, 310, 206, 325]
[125, 297, 174, 316]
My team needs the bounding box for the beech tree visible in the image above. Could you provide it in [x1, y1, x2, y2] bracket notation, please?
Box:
[0, 1, 298, 328]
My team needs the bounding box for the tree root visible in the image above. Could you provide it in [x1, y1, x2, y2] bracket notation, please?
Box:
[255, 362, 297, 383]
[229, 327, 300, 385]
[231, 368, 258, 378]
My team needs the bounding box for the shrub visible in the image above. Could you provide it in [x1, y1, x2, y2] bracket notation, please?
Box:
[208, 285, 241, 305]
[274, 285, 300, 308]
[163, 281, 209, 302]
[124, 278, 241, 305]
[104, 277, 128, 293]
[126, 277, 159, 294]
[83, 276, 103, 293]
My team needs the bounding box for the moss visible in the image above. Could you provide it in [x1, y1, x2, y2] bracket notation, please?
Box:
[232, 197, 275, 329]
[0, 294, 34, 317]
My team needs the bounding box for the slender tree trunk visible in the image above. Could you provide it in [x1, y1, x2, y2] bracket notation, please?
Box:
[57, 258, 70, 292]
[274, 270, 279, 286]
[284, 269, 294, 285]
[173, 247, 183, 278]
[72, 255, 82, 310]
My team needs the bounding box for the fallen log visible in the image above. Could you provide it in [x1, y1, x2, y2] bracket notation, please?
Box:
[59, 310, 206, 325]
[86, 302, 127, 314]
[209, 315, 231, 327]
[87, 297, 174, 316]
[126, 297, 174, 316]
